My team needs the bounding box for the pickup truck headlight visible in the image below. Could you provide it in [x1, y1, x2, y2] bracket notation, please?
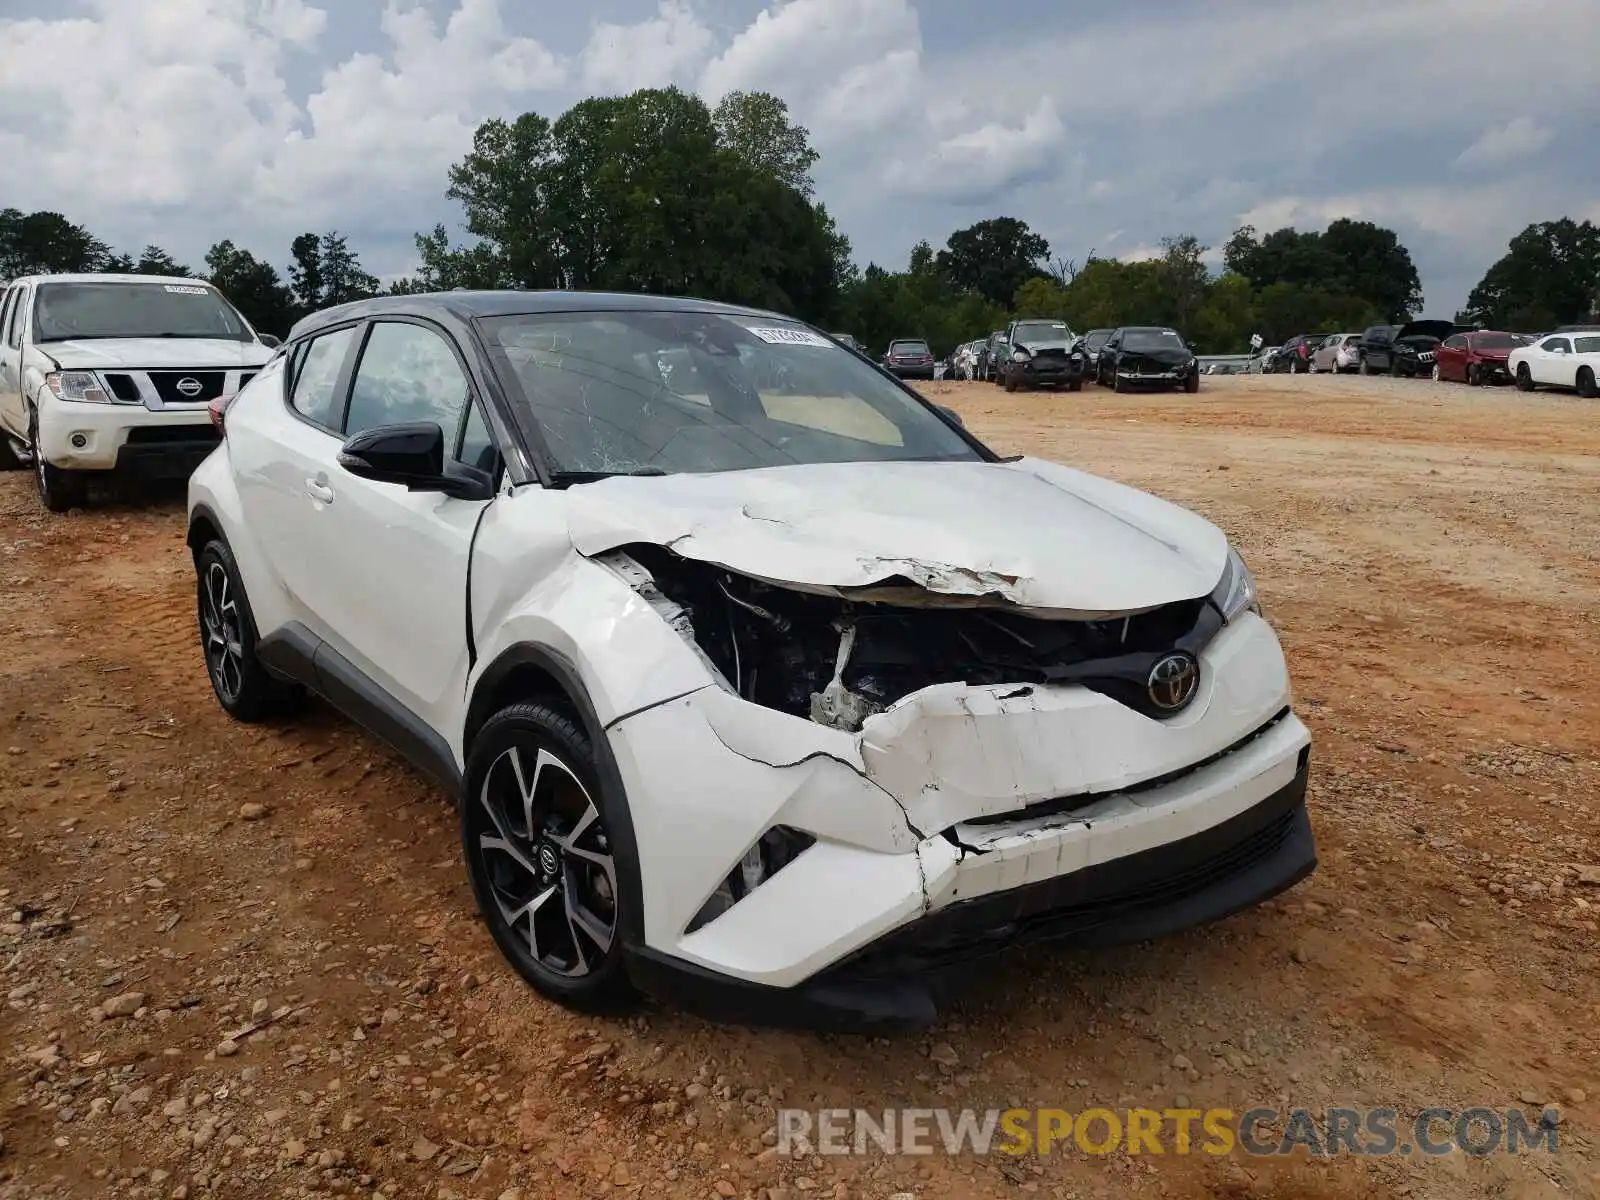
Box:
[1215, 547, 1261, 622]
[44, 371, 110, 403]
[1012, 350, 1030, 363]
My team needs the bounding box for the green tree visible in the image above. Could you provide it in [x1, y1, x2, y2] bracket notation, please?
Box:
[712, 90, 820, 196]
[935, 217, 1050, 308]
[288, 231, 379, 316]
[1155, 235, 1211, 335]
[1225, 219, 1421, 320]
[0, 209, 111, 278]
[1189, 272, 1257, 353]
[1460, 218, 1600, 330]
[204, 240, 296, 336]
[425, 88, 848, 321]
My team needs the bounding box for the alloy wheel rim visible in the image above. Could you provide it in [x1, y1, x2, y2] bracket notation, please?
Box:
[201, 561, 245, 701]
[475, 743, 617, 978]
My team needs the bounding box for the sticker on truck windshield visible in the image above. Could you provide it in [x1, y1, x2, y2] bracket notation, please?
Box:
[746, 327, 832, 348]
[163, 285, 209, 295]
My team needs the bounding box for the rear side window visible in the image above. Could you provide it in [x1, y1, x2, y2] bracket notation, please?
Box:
[290, 326, 358, 428]
[1576, 336, 1600, 354]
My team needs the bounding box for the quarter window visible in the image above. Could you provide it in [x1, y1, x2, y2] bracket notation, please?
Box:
[344, 321, 471, 443]
[458, 402, 497, 472]
[289, 326, 358, 428]
[1576, 336, 1600, 354]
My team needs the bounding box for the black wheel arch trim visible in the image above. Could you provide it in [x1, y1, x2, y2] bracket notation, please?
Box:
[465, 643, 648, 956]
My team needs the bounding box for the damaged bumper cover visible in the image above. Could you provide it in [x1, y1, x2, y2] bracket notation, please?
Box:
[605, 612, 1315, 1030]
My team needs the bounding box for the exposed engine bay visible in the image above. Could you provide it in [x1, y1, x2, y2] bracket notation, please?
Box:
[604, 544, 1220, 732]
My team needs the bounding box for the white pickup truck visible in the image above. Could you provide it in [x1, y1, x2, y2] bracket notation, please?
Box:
[0, 273, 279, 511]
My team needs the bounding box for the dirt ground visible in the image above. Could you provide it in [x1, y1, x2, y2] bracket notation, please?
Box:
[2, 372, 1597, 1200]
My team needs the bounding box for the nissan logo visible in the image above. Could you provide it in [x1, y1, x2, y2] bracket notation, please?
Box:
[175, 376, 204, 398]
[1147, 652, 1200, 713]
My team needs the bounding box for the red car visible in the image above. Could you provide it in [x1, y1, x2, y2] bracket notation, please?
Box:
[1433, 330, 1533, 386]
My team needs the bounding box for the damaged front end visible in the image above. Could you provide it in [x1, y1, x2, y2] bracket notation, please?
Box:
[598, 542, 1223, 735]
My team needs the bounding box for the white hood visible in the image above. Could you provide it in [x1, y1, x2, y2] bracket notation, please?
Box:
[564, 457, 1230, 617]
[40, 338, 273, 370]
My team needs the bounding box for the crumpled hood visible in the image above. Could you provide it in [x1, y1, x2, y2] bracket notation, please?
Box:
[565, 458, 1230, 616]
[37, 338, 273, 370]
[1014, 337, 1076, 354]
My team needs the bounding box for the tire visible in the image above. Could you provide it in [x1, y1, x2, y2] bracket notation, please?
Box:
[1067, 378, 1083, 393]
[1578, 367, 1597, 399]
[29, 406, 87, 513]
[462, 703, 637, 1015]
[1003, 370, 1018, 393]
[195, 538, 304, 722]
[1112, 371, 1126, 393]
[1358, 357, 1369, 376]
[1466, 363, 1480, 387]
[1431, 363, 1440, 382]
[1184, 372, 1200, 394]
[0, 435, 25, 471]
[1516, 364, 1534, 392]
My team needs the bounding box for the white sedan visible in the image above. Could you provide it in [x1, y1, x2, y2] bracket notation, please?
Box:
[1509, 332, 1600, 397]
[187, 291, 1315, 1030]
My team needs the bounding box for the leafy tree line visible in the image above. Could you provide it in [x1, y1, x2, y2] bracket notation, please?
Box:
[6, 84, 1596, 350]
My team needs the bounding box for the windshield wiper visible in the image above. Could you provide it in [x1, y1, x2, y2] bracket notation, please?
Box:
[547, 467, 669, 485]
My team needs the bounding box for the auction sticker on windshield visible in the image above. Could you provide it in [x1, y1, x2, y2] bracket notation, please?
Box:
[747, 327, 833, 348]
[164, 285, 210, 295]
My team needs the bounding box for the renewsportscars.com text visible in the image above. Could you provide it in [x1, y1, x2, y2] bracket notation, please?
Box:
[776, 1106, 1561, 1158]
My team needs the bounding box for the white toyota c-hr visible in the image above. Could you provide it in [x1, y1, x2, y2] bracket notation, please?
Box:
[187, 291, 1315, 1030]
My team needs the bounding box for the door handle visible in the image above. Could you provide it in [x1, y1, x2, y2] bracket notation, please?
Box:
[305, 478, 335, 504]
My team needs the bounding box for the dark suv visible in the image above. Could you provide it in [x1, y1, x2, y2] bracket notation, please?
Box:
[1357, 321, 1454, 375]
[882, 338, 936, 380]
[1271, 333, 1329, 374]
[998, 318, 1086, 392]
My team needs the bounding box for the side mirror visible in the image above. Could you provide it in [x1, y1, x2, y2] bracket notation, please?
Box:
[937, 405, 965, 428]
[337, 421, 493, 501]
[258, 334, 282, 348]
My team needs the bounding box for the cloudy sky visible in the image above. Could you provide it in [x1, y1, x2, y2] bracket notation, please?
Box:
[2, 0, 1596, 315]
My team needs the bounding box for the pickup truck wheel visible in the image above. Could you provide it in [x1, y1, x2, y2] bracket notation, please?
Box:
[29, 407, 86, 513]
[0, 435, 26, 471]
[463, 703, 638, 1015]
[1515, 364, 1534, 392]
[1068, 378, 1083, 393]
[1577, 366, 1597, 399]
[195, 538, 304, 722]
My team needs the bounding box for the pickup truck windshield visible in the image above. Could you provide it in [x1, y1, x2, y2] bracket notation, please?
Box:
[33, 281, 253, 343]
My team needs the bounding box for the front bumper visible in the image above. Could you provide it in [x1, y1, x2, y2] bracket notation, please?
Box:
[1016, 357, 1087, 385]
[607, 612, 1313, 1029]
[630, 752, 1312, 1031]
[37, 399, 218, 474]
[1474, 359, 1514, 383]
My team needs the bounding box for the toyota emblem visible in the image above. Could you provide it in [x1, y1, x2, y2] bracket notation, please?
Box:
[1147, 652, 1200, 713]
[175, 376, 204, 398]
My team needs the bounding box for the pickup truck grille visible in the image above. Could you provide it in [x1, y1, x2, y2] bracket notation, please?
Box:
[148, 371, 227, 404]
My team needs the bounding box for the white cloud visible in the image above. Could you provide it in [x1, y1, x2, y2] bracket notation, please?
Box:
[579, 1, 715, 94]
[1453, 117, 1554, 171]
[884, 97, 1069, 202]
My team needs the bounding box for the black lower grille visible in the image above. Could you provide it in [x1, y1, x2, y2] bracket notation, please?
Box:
[148, 371, 226, 404]
[125, 425, 221, 446]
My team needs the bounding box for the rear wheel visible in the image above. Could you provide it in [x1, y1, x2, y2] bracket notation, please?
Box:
[29, 406, 86, 513]
[1577, 366, 1597, 399]
[196, 538, 304, 721]
[462, 704, 637, 1015]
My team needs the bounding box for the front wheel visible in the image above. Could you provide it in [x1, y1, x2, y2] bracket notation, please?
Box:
[1184, 372, 1200, 394]
[1358, 357, 1369, 376]
[29, 407, 86, 513]
[1431, 363, 1441, 382]
[463, 704, 637, 1015]
[1516, 364, 1534, 392]
[1003, 370, 1019, 393]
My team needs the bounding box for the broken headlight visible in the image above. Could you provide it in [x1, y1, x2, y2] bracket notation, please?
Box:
[685, 826, 817, 934]
[1215, 547, 1261, 622]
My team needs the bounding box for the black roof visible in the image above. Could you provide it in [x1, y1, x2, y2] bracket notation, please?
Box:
[286, 289, 790, 342]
